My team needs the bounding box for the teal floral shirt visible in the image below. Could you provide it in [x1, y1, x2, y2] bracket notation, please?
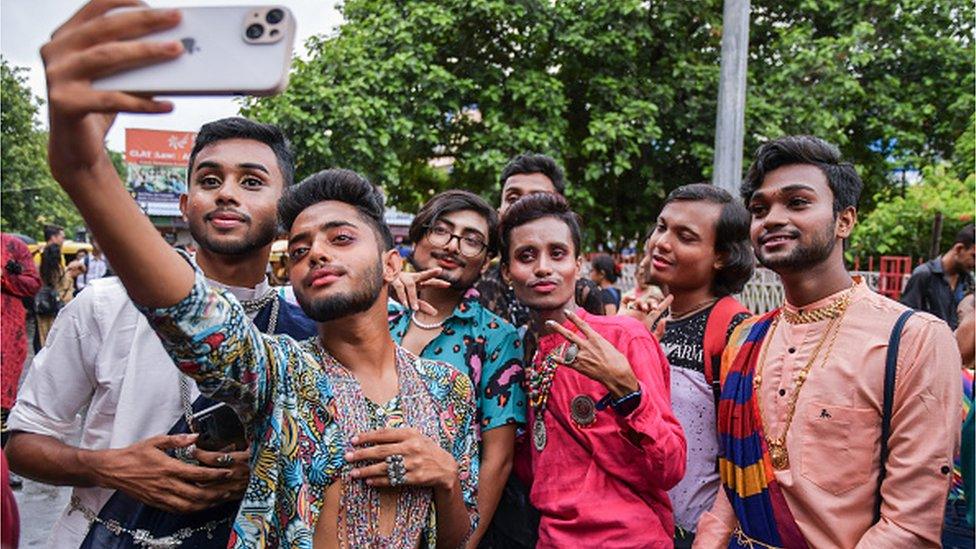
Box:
[139, 266, 479, 548]
[388, 289, 527, 436]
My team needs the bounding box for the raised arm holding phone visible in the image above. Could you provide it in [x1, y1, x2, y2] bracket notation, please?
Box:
[34, 2, 479, 548]
[5, 2, 324, 547]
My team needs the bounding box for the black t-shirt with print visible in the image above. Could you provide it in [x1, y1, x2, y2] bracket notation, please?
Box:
[660, 304, 751, 374]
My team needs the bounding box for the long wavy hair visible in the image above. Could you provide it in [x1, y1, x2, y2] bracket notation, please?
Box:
[40, 244, 64, 288]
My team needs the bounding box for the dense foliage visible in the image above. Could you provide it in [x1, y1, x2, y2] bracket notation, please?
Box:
[244, 0, 974, 248]
[1, 58, 83, 238]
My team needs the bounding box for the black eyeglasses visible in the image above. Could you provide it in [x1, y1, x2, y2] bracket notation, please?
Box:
[426, 225, 487, 258]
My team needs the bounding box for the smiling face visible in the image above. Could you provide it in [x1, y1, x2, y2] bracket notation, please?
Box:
[502, 216, 580, 312]
[647, 200, 723, 293]
[410, 209, 490, 291]
[499, 173, 558, 215]
[286, 201, 400, 322]
[746, 164, 855, 274]
[180, 138, 283, 256]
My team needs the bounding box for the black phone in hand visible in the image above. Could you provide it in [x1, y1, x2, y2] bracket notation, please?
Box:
[190, 403, 247, 452]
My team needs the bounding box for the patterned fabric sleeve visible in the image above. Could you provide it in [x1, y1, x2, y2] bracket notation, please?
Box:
[480, 324, 526, 431]
[450, 366, 481, 537]
[136, 257, 286, 426]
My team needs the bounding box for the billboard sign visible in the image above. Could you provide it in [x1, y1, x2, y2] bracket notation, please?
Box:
[125, 128, 196, 216]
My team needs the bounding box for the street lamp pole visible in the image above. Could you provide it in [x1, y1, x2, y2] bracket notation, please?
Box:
[712, 0, 751, 194]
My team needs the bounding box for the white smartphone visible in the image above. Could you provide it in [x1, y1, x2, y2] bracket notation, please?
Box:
[92, 5, 296, 96]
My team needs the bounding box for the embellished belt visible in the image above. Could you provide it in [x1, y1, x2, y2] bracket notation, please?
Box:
[69, 495, 232, 548]
[732, 527, 783, 549]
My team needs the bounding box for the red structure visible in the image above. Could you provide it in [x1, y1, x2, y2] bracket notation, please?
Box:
[877, 256, 914, 300]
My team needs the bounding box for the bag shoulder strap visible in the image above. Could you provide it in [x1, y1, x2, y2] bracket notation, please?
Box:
[704, 296, 750, 408]
[875, 309, 914, 524]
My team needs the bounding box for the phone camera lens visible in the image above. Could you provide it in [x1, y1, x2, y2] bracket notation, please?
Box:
[246, 23, 265, 39]
[266, 9, 284, 24]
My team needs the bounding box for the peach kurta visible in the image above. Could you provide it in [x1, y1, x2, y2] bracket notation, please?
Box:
[696, 279, 961, 548]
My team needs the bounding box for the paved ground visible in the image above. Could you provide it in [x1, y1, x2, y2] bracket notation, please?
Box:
[9, 320, 74, 547]
[12, 477, 71, 547]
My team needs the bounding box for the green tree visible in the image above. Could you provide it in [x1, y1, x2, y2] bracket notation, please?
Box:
[244, 0, 974, 248]
[0, 58, 82, 238]
[850, 164, 974, 260]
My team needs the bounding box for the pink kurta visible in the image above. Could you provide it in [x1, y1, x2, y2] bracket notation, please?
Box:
[695, 279, 961, 548]
[517, 311, 686, 548]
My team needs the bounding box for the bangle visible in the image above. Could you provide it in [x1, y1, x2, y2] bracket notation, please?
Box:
[595, 388, 643, 416]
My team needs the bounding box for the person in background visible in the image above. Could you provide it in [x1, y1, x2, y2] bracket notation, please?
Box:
[501, 192, 685, 547]
[74, 242, 109, 293]
[944, 292, 975, 548]
[478, 154, 568, 330]
[589, 254, 622, 314]
[35, 243, 73, 346]
[695, 135, 960, 548]
[43, 224, 65, 249]
[388, 189, 525, 548]
[67, 250, 88, 295]
[1, 233, 41, 490]
[574, 277, 610, 316]
[901, 223, 975, 330]
[621, 249, 664, 309]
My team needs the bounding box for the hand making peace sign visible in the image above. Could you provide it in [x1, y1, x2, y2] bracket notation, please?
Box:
[545, 309, 641, 399]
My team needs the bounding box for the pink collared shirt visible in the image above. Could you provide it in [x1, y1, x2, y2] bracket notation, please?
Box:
[695, 279, 961, 548]
[516, 311, 686, 548]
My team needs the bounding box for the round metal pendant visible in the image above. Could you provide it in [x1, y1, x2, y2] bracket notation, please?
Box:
[570, 395, 596, 427]
[532, 416, 547, 451]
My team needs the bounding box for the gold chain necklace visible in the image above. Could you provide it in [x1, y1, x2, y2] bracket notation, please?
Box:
[781, 285, 856, 324]
[669, 297, 720, 321]
[754, 285, 855, 470]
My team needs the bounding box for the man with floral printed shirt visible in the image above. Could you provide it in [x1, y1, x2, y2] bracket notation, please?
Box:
[39, 3, 478, 546]
[389, 190, 525, 547]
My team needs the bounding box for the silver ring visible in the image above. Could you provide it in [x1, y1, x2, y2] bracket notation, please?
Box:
[174, 444, 198, 464]
[563, 343, 580, 364]
[385, 454, 407, 487]
[216, 454, 234, 466]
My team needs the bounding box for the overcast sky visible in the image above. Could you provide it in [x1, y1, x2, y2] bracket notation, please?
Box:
[1, 1, 342, 151]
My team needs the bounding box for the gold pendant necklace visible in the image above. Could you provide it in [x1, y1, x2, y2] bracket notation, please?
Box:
[754, 285, 855, 470]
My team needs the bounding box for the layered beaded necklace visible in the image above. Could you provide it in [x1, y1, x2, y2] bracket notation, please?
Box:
[527, 342, 568, 451]
[317, 345, 438, 547]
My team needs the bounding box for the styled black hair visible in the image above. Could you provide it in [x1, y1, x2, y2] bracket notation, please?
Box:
[663, 183, 754, 296]
[278, 168, 394, 250]
[499, 193, 581, 265]
[40, 243, 63, 288]
[575, 278, 607, 315]
[741, 135, 862, 214]
[43, 224, 64, 242]
[956, 223, 975, 248]
[590, 254, 619, 283]
[188, 117, 295, 187]
[409, 190, 499, 257]
[499, 153, 566, 195]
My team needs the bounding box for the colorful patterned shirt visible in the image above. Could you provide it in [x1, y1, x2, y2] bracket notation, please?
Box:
[950, 368, 975, 501]
[139, 266, 479, 548]
[388, 288, 526, 435]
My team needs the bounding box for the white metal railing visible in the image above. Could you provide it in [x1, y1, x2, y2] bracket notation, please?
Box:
[613, 264, 894, 314]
